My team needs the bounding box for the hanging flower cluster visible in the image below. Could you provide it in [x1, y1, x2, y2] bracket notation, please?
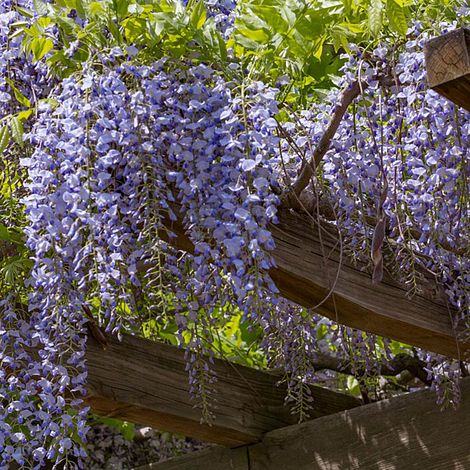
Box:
[0, 1, 53, 116]
[262, 300, 318, 421]
[0, 0, 55, 225]
[279, 22, 469, 404]
[318, 29, 467, 311]
[1, 3, 83, 469]
[3, 50, 281, 465]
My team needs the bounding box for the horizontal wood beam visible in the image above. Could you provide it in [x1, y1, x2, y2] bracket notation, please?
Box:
[85, 334, 360, 447]
[165, 207, 468, 359]
[424, 27, 470, 111]
[270, 209, 467, 358]
[142, 376, 470, 470]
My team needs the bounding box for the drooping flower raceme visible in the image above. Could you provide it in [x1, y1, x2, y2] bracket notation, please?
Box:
[279, 25, 469, 404]
[9, 56, 281, 466]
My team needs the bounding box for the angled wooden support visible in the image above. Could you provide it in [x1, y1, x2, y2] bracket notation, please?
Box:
[84, 334, 359, 447]
[165, 207, 468, 359]
[424, 27, 470, 111]
[141, 376, 470, 470]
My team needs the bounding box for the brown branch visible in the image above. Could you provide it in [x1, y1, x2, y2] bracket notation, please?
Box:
[312, 352, 432, 386]
[286, 80, 366, 203]
[0, 240, 18, 258]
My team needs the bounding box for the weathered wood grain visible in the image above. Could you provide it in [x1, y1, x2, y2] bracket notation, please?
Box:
[150, 377, 470, 470]
[85, 334, 359, 447]
[425, 28, 470, 111]
[249, 376, 470, 470]
[163, 205, 467, 359]
[270, 209, 467, 359]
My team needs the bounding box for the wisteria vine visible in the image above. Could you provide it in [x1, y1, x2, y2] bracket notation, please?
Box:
[277, 21, 469, 406]
[0, 0, 469, 468]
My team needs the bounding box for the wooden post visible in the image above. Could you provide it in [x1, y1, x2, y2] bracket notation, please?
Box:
[424, 27, 470, 111]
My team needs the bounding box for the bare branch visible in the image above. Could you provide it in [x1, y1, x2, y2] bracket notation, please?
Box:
[286, 80, 366, 203]
[312, 352, 432, 386]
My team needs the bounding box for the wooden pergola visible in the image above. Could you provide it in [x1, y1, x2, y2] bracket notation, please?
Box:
[80, 29, 470, 469]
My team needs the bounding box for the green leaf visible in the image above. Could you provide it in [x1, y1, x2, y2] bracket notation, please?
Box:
[316, 323, 328, 340]
[368, 0, 383, 37]
[346, 376, 361, 397]
[5, 78, 32, 108]
[236, 27, 271, 43]
[124, 17, 147, 43]
[30, 37, 54, 61]
[339, 21, 364, 34]
[0, 223, 22, 245]
[112, 0, 129, 19]
[107, 17, 122, 42]
[15, 6, 34, 18]
[247, 6, 285, 34]
[96, 417, 135, 441]
[0, 256, 32, 285]
[190, 0, 207, 29]
[89, 1, 105, 16]
[148, 13, 168, 40]
[312, 36, 325, 60]
[279, 5, 296, 29]
[120, 421, 135, 441]
[18, 109, 33, 121]
[33, 0, 49, 16]
[0, 223, 12, 242]
[10, 117, 24, 146]
[392, 0, 412, 6]
[216, 30, 227, 62]
[37, 16, 52, 28]
[389, 340, 412, 355]
[386, 0, 408, 36]
[0, 126, 10, 155]
[74, 0, 87, 18]
[128, 3, 144, 15]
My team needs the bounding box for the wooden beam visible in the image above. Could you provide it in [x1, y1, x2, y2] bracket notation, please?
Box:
[85, 334, 360, 447]
[165, 207, 468, 359]
[424, 27, 470, 111]
[145, 376, 470, 470]
[270, 209, 467, 359]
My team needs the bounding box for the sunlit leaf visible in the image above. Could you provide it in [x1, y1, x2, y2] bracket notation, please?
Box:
[368, 0, 384, 37]
[190, 0, 207, 29]
[0, 126, 10, 155]
[33, 0, 49, 16]
[9, 117, 24, 146]
[30, 37, 54, 61]
[89, 1, 105, 16]
[386, 0, 408, 36]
